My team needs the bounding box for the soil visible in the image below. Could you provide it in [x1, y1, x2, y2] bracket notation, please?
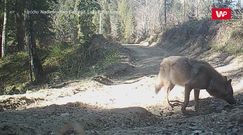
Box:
[0, 43, 243, 135]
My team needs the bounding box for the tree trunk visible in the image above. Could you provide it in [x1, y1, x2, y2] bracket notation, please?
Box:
[1, 0, 7, 58]
[16, 0, 26, 51]
[183, 0, 186, 22]
[26, 0, 44, 83]
[164, 0, 167, 29]
[0, 32, 2, 57]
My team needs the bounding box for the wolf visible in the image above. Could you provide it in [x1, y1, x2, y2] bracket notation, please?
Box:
[155, 56, 236, 112]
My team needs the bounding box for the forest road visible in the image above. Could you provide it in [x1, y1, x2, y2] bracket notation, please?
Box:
[0, 44, 243, 134]
[122, 44, 167, 77]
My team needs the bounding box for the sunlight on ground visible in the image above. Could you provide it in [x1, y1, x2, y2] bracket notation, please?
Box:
[0, 77, 241, 110]
[1, 62, 242, 110]
[216, 58, 243, 75]
[41, 77, 213, 109]
[234, 79, 243, 92]
[42, 76, 242, 109]
[43, 77, 165, 108]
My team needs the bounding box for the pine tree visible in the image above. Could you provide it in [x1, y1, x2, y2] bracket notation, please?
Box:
[100, 0, 111, 37]
[118, 0, 135, 42]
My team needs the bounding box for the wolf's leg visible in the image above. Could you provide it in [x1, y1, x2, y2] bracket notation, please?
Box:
[194, 89, 200, 112]
[181, 84, 192, 113]
[155, 71, 164, 94]
[166, 82, 175, 108]
[155, 82, 164, 94]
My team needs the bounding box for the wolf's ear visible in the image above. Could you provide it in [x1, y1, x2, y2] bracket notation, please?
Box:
[223, 76, 227, 81]
[228, 79, 232, 84]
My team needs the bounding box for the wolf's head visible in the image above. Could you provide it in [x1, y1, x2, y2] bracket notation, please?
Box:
[207, 77, 236, 104]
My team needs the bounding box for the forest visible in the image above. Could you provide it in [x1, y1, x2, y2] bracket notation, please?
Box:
[0, 0, 227, 93]
[0, 0, 243, 135]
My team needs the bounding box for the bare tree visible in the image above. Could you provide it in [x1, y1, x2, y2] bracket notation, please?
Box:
[1, 0, 7, 57]
[132, 0, 164, 37]
[164, 0, 167, 29]
[106, 0, 213, 41]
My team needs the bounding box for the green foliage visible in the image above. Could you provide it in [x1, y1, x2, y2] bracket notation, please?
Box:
[99, 0, 111, 36]
[92, 12, 100, 33]
[0, 52, 29, 95]
[3, 0, 17, 51]
[0, 0, 57, 55]
[78, 0, 101, 44]
[53, 0, 101, 45]
[0, 0, 113, 94]
[118, 0, 135, 42]
[79, 0, 101, 12]
[46, 44, 120, 81]
[79, 14, 97, 44]
[0, 0, 3, 11]
[211, 22, 243, 55]
[0, 39, 121, 94]
[44, 43, 72, 67]
[53, 0, 80, 43]
[123, 9, 135, 41]
[89, 49, 120, 76]
[27, 0, 57, 45]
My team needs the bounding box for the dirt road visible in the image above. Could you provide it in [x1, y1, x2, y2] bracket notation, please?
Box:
[0, 44, 243, 135]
